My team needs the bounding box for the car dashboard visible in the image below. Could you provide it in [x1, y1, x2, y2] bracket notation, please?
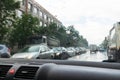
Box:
[0, 58, 120, 80]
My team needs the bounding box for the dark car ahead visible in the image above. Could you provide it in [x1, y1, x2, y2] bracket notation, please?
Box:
[11, 44, 54, 59]
[51, 47, 70, 59]
[66, 47, 76, 56]
[80, 47, 87, 53]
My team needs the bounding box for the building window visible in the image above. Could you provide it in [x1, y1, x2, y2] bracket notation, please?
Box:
[51, 19, 53, 22]
[46, 16, 49, 21]
[22, 0, 25, 5]
[48, 18, 51, 22]
[30, 4, 33, 12]
[53, 20, 56, 23]
[37, 8, 39, 15]
[44, 14, 47, 20]
[33, 7, 37, 14]
[39, 11, 42, 17]
[28, 3, 31, 9]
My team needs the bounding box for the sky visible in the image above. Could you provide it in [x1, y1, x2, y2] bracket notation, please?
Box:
[35, 0, 120, 45]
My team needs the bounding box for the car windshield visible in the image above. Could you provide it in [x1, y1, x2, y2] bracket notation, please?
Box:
[52, 48, 60, 51]
[67, 48, 74, 50]
[1, 0, 120, 62]
[55, 47, 66, 50]
[19, 45, 40, 53]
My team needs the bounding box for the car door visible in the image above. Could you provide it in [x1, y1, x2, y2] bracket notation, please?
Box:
[39, 46, 46, 59]
[43, 46, 52, 59]
[39, 46, 51, 59]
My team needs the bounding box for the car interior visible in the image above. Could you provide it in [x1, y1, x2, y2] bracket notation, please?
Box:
[1, 0, 120, 80]
[0, 58, 120, 80]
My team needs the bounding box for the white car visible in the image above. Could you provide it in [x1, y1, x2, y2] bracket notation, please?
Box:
[11, 44, 54, 59]
[66, 47, 76, 57]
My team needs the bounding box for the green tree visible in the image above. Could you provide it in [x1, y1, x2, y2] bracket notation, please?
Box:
[56, 27, 68, 46]
[31, 23, 88, 47]
[67, 26, 88, 47]
[0, 0, 20, 42]
[37, 23, 58, 36]
[79, 37, 88, 47]
[9, 14, 39, 47]
[37, 23, 68, 46]
[47, 23, 58, 36]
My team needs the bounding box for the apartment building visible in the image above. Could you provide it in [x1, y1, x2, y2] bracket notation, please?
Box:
[16, 0, 63, 27]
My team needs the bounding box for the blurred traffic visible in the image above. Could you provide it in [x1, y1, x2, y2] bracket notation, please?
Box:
[0, 42, 108, 62]
[11, 43, 87, 59]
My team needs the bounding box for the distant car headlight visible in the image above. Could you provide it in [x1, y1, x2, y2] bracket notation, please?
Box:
[56, 53, 60, 56]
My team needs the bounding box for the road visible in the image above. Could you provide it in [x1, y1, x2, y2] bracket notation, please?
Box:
[68, 51, 108, 62]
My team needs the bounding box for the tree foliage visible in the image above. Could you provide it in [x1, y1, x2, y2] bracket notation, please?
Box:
[66, 26, 88, 47]
[0, 0, 20, 42]
[9, 14, 39, 47]
[37, 24, 88, 47]
[9, 14, 88, 48]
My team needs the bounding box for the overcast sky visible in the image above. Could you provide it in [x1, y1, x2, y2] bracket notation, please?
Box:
[36, 0, 120, 45]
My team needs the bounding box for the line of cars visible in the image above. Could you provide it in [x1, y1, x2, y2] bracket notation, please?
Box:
[0, 44, 87, 59]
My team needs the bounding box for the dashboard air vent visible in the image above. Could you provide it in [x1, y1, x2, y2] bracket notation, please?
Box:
[0, 65, 12, 78]
[15, 66, 39, 79]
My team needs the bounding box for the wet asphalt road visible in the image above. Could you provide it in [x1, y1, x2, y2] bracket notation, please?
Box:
[68, 51, 108, 62]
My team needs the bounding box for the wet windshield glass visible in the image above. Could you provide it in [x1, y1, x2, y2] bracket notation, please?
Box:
[1, 0, 120, 62]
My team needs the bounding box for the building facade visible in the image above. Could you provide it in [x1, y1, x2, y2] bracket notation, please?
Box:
[16, 0, 63, 27]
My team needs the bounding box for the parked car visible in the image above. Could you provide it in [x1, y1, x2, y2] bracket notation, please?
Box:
[0, 44, 11, 58]
[80, 47, 87, 53]
[74, 47, 82, 55]
[51, 47, 70, 59]
[66, 47, 76, 56]
[11, 44, 54, 59]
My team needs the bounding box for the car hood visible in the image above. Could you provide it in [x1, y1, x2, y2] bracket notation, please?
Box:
[11, 52, 39, 59]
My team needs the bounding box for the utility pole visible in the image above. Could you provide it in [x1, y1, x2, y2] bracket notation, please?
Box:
[25, 0, 28, 14]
